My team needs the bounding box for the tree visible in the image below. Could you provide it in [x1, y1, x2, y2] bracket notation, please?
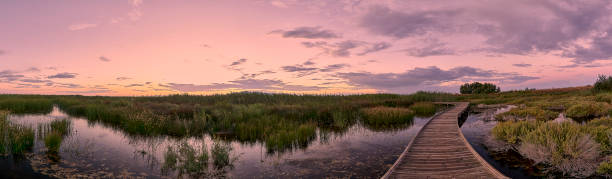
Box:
[593, 75, 612, 92]
[460, 82, 500, 94]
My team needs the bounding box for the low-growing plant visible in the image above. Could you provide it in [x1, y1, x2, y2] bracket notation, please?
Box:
[495, 107, 559, 121]
[598, 156, 612, 175]
[565, 101, 612, 121]
[491, 120, 541, 144]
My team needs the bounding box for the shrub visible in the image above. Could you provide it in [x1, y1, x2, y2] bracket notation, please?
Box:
[460, 82, 500, 94]
[495, 107, 559, 121]
[593, 75, 612, 93]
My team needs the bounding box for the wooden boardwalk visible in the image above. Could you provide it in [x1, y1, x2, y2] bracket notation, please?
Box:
[382, 102, 508, 179]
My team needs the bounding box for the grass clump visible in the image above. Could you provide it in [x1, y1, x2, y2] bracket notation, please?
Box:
[518, 122, 600, 177]
[491, 120, 541, 144]
[360, 107, 414, 131]
[0, 96, 53, 114]
[409, 102, 437, 117]
[162, 140, 233, 177]
[38, 119, 72, 155]
[495, 107, 559, 121]
[598, 156, 612, 175]
[565, 101, 612, 120]
[0, 111, 35, 155]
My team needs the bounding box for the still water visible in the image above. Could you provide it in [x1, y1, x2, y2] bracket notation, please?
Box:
[1, 107, 433, 178]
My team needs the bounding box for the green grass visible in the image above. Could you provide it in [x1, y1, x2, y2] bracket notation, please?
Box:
[565, 101, 612, 121]
[495, 107, 559, 121]
[360, 107, 415, 131]
[409, 102, 437, 116]
[0, 110, 35, 155]
[491, 118, 612, 177]
[162, 140, 232, 177]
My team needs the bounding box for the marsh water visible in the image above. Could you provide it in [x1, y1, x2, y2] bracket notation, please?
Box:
[1, 106, 433, 178]
[460, 106, 568, 178]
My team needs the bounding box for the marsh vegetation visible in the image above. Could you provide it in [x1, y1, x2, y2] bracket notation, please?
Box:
[0, 92, 447, 178]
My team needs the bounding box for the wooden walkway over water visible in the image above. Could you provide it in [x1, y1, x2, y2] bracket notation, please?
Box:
[382, 102, 508, 179]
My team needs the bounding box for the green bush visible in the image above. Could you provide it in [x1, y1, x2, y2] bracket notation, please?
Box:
[460, 82, 500, 94]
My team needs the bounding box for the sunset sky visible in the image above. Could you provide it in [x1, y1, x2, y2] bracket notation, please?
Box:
[2, 0, 612, 96]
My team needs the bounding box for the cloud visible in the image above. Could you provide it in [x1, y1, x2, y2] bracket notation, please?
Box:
[336, 66, 539, 90]
[0, 70, 25, 82]
[99, 56, 111, 62]
[281, 61, 350, 77]
[58, 90, 113, 94]
[270, 1, 288, 8]
[116, 77, 131, 81]
[358, 1, 612, 64]
[48, 72, 78, 79]
[404, 43, 455, 57]
[165, 79, 322, 92]
[357, 42, 392, 56]
[271, 26, 341, 39]
[25, 67, 40, 72]
[359, 5, 455, 39]
[68, 23, 98, 31]
[229, 58, 247, 66]
[125, 83, 144, 87]
[302, 40, 390, 57]
[0, 50, 5, 55]
[512, 63, 532, 67]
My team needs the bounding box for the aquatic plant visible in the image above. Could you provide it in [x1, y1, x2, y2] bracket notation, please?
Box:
[491, 120, 541, 144]
[0, 110, 35, 155]
[0, 96, 53, 114]
[565, 101, 612, 121]
[211, 141, 232, 169]
[44, 132, 63, 154]
[495, 107, 559, 121]
[409, 102, 437, 117]
[162, 140, 233, 177]
[360, 107, 415, 131]
[519, 122, 600, 177]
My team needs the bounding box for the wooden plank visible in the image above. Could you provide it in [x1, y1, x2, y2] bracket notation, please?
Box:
[381, 102, 509, 179]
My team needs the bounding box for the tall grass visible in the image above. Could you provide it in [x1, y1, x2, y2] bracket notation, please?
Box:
[162, 140, 233, 177]
[495, 107, 559, 121]
[0, 110, 35, 155]
[491, 119, 612, 177]
[360, 107, 415, 131]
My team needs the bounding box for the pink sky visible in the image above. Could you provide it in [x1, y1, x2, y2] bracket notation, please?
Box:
[1, 0, 612, 96]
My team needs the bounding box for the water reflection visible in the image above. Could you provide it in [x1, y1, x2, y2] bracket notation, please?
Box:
[2, 106, 436, 178]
